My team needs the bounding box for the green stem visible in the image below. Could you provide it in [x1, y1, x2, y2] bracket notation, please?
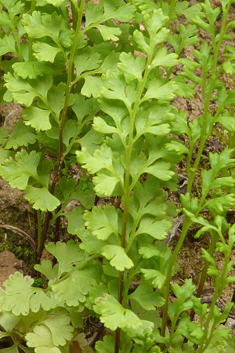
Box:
[36, 210, 41, 254]
[131, 1, 231, 351]
[161, 217, 192, 338]
[166, 0, 178, 26]
[34, 209, 42, 263]
[190, 231, 219, 321]
[229, 132, 235, 149]
[58, 0, 85, 166]
[71, 0, 78, 30]
[197, 260, 229, 352]
[186, 139, 195, 176]
[0, 55, 2, 79]
[229, 107, 235, 149]
[28, 0, 36, 61]
[11, 26, 23, 61]
[198, 232, 218, 297]
[122, 271, 134, 307]
[187, 5, 230, 193]
[114, 42, 154, 353]
[38, 0, 85, 261]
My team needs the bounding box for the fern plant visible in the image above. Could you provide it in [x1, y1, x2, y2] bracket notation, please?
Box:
[0, 0, 235, 353]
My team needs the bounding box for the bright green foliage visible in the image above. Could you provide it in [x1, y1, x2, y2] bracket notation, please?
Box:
[0, 150, 60, 211]
[128, 283, 165, 310]
[33, 42, 62, 63]
[0, 35, 18, 56]
[0, 0, 235, 352]
[4, 73, 53, 106]
[0, 150, 42, 189]
[0, 272, 56, 315]
[51, 269, 96, 306]
[0, 241, 100, 352]
[135, 217, 172, 240]
[95, 335, 116, 353]
[84, 206, 119, 241]
[12, 61, 54, 79]
[45, 240, 86, 275]
[4, 121, 36, 149]
[34, 260, 58, 285]
[101, 245, 133, 271]
[93, 292, 151, 332]
[22, 106, 51, 131]
[24, 186, 60, 211]
[22, 11, 67, 43]
[26, 310, 74, 353]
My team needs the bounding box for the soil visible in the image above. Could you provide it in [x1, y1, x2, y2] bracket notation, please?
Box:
[0, 251, 24, 288]
[1, 0, 235, 344]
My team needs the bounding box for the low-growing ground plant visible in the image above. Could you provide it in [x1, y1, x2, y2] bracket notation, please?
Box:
[0, 0, 235, 352]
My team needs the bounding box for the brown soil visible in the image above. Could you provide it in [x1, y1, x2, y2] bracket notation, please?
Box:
[0, 251, 24, 288]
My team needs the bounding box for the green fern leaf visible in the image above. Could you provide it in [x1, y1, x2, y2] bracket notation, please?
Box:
[84, 205, 119, 241]
[0, 272, 56, 315]
[46, 240, 87, 276]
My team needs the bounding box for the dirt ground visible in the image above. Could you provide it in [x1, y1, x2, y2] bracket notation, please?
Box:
[0, 0, 235, 336]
